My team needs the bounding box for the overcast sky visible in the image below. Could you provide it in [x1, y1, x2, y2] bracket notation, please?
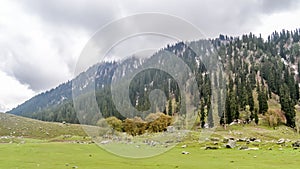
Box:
[1, 0, 300, 112]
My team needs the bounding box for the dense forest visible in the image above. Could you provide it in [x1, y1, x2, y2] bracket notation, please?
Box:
[9, 29, 300, 129]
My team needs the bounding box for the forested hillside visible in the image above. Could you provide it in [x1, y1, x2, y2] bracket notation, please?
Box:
[9, 29, 300, 129]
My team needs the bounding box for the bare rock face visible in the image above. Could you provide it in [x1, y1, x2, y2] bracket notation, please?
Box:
[249, 137, 256, 142]
[239, 146, 248, 150]
[223, 137, 229, 143]
[292, 141, 300, 147]
[277, 138, 285, 144]
[226, 140, 236, 148]
[237, 138, 247, 142]
[100, 140, 110, 144]
[247, 147, 259, 151]
[181, 151, 190, 154]
[205, 146, 219, 150]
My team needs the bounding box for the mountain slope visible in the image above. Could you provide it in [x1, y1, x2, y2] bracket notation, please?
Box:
[8, 29, 300, 128]
[0, 112, 88, 139]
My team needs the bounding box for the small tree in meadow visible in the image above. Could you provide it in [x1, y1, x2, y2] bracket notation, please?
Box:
[123, 117, 147, 136]
[105, 116, 123, 132]
[146, 113, 172, 133]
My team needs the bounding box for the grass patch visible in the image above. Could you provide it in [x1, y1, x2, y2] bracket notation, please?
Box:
[1, 142, 300, 169]
[0, 113, 90, 139]
[2, 112, 300, 168]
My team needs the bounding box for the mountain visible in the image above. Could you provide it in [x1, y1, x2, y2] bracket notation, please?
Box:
[9, 62, 118, 123]
[8, 29, 300, 128]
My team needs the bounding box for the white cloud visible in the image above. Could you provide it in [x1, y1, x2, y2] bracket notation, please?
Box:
[0, 0, 89, 91]
[0, 0, 300, 111]
[113, 0, 300, 38]
[253, 9, 300, 39]
[0, 70, 35, 112]
[0, 0, 89, 110]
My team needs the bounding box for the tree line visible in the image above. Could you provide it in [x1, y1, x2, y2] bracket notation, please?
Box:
[20, 29, 300, 129]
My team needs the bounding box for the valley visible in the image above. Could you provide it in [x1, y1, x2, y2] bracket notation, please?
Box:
[1, 113, 300, 168]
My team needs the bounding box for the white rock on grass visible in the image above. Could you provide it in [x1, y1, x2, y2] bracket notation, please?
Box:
[277, 138, 285, 144]
[100, 140, 110, 144]
[226, 140, 236, 148]
[246, 147, 259, 151]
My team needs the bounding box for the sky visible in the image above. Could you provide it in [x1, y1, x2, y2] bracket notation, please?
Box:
[0, 0, 300, 112]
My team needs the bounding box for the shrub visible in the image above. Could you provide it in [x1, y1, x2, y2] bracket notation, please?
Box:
[96, 118, 108, 128]
[265, 109, 285, 128]
[145, 113, 162, 123]
[123, 117, 147, 136]
[146, 113, 172, 133]
[105, 116, 123, 132]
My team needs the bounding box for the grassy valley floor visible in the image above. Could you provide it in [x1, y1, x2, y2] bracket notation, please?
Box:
[1, 142, 300, 169]
[1, 113, 300, 169]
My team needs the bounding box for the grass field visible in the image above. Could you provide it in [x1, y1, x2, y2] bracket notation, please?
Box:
[1, 142, 300, 169]
[0, 113, 89, 139]
[1, 113, 300, 169]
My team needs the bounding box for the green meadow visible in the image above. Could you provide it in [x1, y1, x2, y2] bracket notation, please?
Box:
[1, 142, 300, 169]
[1, 113, 300, 169]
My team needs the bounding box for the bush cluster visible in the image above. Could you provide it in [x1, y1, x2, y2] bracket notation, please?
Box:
[96, 113, 173, 136]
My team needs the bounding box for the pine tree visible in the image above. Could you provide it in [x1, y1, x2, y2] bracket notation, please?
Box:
[279, 84, 296, 128]
[225, 75, 235, 124]
[258, 85, 268, 115]
[225, 94, 232, 124]
[254, 111, 259, 125]
[168, 99, 172, 116]
[298, 61, 300, 80]
[200, 99, 205, 128]
[247, 82, 254, 112]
